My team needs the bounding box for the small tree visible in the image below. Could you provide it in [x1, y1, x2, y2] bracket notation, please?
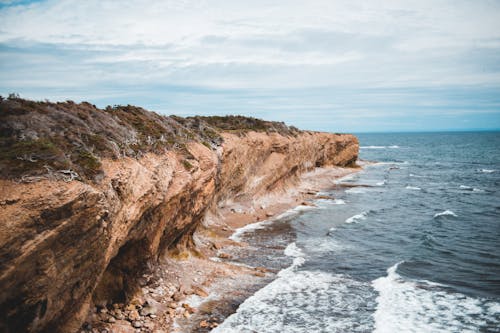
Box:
[8, 92, 20, 100]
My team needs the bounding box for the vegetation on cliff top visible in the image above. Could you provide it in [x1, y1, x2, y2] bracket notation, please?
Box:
[0, 95, 301, 182]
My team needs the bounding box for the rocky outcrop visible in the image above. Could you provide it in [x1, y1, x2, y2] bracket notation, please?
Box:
[0, 98, 358, 333]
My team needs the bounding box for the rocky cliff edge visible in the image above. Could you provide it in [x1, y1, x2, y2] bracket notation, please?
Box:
[0, 97, 358, 332]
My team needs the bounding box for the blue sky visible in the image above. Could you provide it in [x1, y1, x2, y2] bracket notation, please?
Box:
[1, 0, 500, 132]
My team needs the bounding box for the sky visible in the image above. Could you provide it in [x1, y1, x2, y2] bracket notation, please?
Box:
[1, 0, 500, 132]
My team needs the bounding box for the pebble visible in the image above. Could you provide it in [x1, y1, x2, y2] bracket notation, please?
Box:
[132, 321, 142, 328]
[172, 292, 183, 301]
[128, 309, 140, 321]
[218, 252, 231, 259]
[107, 317, 116, 323]
[139, 306, 157, 316]
[199, 320, 209, 328]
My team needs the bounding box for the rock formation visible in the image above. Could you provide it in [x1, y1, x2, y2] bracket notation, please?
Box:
[0, 97, 358, 333]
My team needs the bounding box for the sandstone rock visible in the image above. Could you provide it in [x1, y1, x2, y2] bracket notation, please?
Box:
[193, 287, 209, 298]
[0, 105, 358, 333]
[168, 302, 178, 309]
[182, 303, 196, 314]
[218, 252, 231, 259]
[172, 291, 183, 301]
[125, 304, 136, 312]
[114, 310, 125, 320]
[140, 306, 157, 316]
[128, 309, 140, 321]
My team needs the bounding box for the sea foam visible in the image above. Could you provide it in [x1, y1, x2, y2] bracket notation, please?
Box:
[433, 210, 457, 218]
[405, 186, 421, 190]
[345, 212, 368, 223]
[478, 169, 496, 173]
[372, 262, 499, 333]
[360, 145, 400, 149]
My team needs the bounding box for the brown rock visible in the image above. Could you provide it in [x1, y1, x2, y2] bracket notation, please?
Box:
[0, 101, 359, 333]
[193, 287, 209, 298]
[218, 252, 231, 259]
[128, 309, 140, 321]
[199, 320, 209, 328]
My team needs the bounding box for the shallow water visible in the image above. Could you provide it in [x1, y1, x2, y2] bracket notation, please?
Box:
[214, 132, 500, 333]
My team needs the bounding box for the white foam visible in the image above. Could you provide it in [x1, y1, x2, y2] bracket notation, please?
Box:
[459, 185, 485, 193]
[345, 187, 367, 194]
[360, 145, 400, 149]
[335, 173, 358, 183]
[478, 169, 496, 173]
[229, 220, 273, 242]
[373, 161, 409, 166]
[345, 211, 368, 223]
[230, 205, 317, 241]
[284, 242, 303, 258]
[409, 173, 425, 178]
[405, 186, 421, 190]
[333, 199, 346, 205]
[213, 269, 373, 333]
[372, 262, 499, 333]
[361, 145, 386, 149]
[433, 210, 457, 218]
[376, 180, 386, 186]
[281, 242, 306, 273]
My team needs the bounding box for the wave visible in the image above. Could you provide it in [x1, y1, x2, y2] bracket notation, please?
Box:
[433, 210, 457, 218]
[373, 161, 409, 166]
[405, 185, 421, 190]
[214, 267, 373, 333]
[460, 185, 485, 193]
[477, 169, 497, 173]
[360, 145, 400, 149]
[230, 204, 318, 241]
[345, 211, 368, 223]
[345, 187, 368, 194]
[372, 262, 499, 333]
[409, 173, 425, 178]
[229, 220, 272, 242]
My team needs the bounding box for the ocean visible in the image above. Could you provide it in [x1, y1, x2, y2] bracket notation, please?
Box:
[213, 132, 500, 333]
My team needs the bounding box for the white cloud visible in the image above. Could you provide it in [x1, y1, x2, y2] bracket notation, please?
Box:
[1, 0, 500, 131]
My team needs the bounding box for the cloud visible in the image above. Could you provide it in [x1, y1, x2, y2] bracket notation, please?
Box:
[1, 0, 500, 131]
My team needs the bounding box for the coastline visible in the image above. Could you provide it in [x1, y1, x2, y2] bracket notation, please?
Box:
[94, 164, 362, 333]
[175, 164, 363, 332]
[83, 164, 362, 332]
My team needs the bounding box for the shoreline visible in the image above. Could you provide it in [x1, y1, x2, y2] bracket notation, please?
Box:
[175, 165, 364, 332]
[85, 164, 363, 333]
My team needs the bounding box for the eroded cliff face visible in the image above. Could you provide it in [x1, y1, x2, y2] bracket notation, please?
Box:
[0, 99, 358, 333]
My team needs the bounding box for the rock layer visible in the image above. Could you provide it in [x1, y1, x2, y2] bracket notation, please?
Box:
[0, 99, 358, 333]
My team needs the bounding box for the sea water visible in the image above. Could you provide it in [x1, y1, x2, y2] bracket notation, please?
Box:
[213, 132, 500, 333]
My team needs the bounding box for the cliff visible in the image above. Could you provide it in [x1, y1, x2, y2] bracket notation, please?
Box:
[0, 97, 358, 333]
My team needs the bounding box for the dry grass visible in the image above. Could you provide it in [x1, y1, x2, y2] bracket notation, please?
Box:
[0, 96, 302, 182]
